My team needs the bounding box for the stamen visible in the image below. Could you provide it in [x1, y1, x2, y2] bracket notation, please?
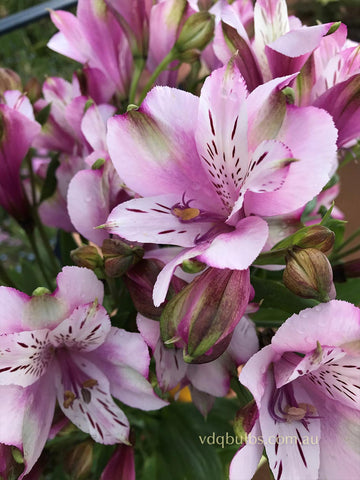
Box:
[82, 378, 98, 388]
[63, 390, 76, 408]
[173, 207, 200, 221]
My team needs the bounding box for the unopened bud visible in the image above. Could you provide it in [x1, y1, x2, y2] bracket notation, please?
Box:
[296, 225, 334, 253]
[0, 68, 22, 95]
[71, 245, 103, 272]
[161, 267, 251, 363]
[181, 258, 206, 274]
[125, 259, 186, 319]
[24, 77, 42, 102]
[66, 441, 93, 479]
[283, 247, 336, 302]
[174, 12, 215, 59]
[102, 238, 144, 278]
[233, 401, 259, 445]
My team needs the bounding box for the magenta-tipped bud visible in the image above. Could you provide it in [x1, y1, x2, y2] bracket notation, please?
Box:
[233, 401, 259, 445]
[102, 238, 144, 278]
[125, 259, 186, 320]
[160, 267, 251, 363]
[283, 247, 336, 302]
[100, 444, 135, 480]
[65, 441, 93, 479]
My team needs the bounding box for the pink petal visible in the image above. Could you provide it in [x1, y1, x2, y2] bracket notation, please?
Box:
[266, 24, 335, 78]
[94, 327, 151, 377]
[153, 245, 209, 307]
[229, 420, 263, 480]
[49, 303, 110, 352]
[227, 316, 259, 366]
[21, 374, 57, 478]
[105, 195, 215, 247]
[0, 385, 28, 447]
[240, 345, 277, 408]
[195, 64, 249, 212]
[104, 364, 168, 411]
[198, 216, 269, 270]
[259, 374, 321, 480]
[67, 169, 110, 245]
[187, 358, 230, 397]
[54, 266, 105, 312]
[245, 105, 338, 216]
[314, 392, 360, 480]
[81, 103, 116, 152]
[0, 329, 52, 387]
[56, 353, 129, 444]
[154, 343, 187, 392]
[106, 87, 217, 208]
[48, 11, 89, 63]
[271, 300, 360, 356]
[23, 295, 67, 330]
[0, 287, 30, 333]
[136, 314, 160, 352]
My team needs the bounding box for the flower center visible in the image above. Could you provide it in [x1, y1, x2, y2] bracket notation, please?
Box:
[269, 383, 319, 428]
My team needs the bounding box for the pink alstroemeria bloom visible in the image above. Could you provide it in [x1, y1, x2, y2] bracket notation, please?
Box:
[137, 312, 259, 415]
[105, 63, 337, 305]
[213, 0, 360, 146]
[48, 0, 132, 100]
[0, 267, 166, 479]
[0, 92, 40, 225]
[230, 300, 360, 480]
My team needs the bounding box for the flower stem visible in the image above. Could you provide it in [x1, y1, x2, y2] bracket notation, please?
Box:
[331, 243, 360, 262]
[334, 227, 360, 253]
[128, 57, 146, 105]
[26, 229, 54, 289]
[138, 50, 177, 104]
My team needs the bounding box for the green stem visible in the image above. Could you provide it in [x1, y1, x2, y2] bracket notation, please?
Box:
[331, 243, 360, 262]
[254, 248, 288, 266]
[26, 230, 53, 289]
[27, 154, 59, 274]
[128, 57, 146, 105]
[138, 50, 177, 104]
[334, 227, 360, 253]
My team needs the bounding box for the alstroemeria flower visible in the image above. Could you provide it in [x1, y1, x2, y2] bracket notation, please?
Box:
[0, 267, 166, 478]
[137, 312, 259, 415]
[48, 0, 133, 100]
[105, 63, 337, 305]
[213, 0, 360, 146]
[230, 300, 360, 480]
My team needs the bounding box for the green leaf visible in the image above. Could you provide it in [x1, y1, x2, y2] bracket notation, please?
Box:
[39, 155, 60, 203]
[57, 230, 79, 267]
[250, 307, 290, 328]
[251, 276, 317, 314]
[35, 102, 51, 126]
[335, 278, 360, 305]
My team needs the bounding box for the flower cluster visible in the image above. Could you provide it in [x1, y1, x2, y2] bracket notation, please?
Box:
[0, 0, 359, 478]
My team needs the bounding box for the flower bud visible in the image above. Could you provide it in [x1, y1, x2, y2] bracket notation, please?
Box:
[0, 68, 22, 95]
[125, 259, 186, 320]
[102, 238, 144, 278]
[160, 267, 251, 363]
[65, 441, 93, 479]
[283, 247, 336, 302]
[71, 245, 103, 273]
[100, 444, 135, 480]
[233, 401, 259, 445]
[295, 225, 334, 253]
[24, 77, 42, 103]
[174, 12, 215, 59]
